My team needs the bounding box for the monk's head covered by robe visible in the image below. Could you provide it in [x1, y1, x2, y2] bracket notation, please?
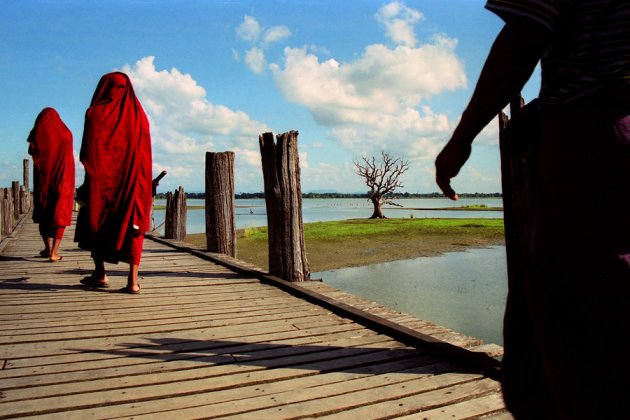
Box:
[78, 71, 153, 242]
[27, 107, 75, 227]
[89, 71, 133, 107]
[28, 107, 73, 161]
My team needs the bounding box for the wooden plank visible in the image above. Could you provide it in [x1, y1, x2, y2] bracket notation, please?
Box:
[0, 333, 403, 401]
[0, 301, 321, 336]
[0, 298, 307, 330]
[203, 374, 491, 419]
[15, 358, 443, 419]
[0, 313, 349, 360]
[0, 307, 334, 345]
[102, 360, 452, 420]
[275, 377, 501, 420]
[0, 345, 417, 417]
[2, 322, 362, 372]
[0, 324, 376, 380]
[396, 393, 510, 419]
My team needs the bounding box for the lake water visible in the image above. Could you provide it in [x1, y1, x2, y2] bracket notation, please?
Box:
[315, 246, 508, 346]
[152, 197, 507, 346]
[152, 197, 504, 233]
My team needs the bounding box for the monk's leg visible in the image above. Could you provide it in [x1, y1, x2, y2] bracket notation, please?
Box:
[49, 227, 65, 261]
[40, 236, 51, 258]
[127, 263, 140, 293]
[80, 256, 109, 287]
[126, 230, 143, 293]
[92, 258, 108, 285]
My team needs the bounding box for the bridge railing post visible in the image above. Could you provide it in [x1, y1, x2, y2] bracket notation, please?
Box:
[259, 130, 310, 282]
[165, 186, 187, 241]
[205, 151, 236, 257]
[2, 188, 13, 236]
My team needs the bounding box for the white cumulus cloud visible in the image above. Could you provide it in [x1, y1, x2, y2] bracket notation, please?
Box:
[375, 1, 424, 47]
[236, 15, 292, 75]
[244, 47, 266, 74]
[236, 15, 261, 42]
[120, 56, 271, 192]
[262, 1, 498, 192]
[269, 34, 466, 162]
[263, 25, 291, 45]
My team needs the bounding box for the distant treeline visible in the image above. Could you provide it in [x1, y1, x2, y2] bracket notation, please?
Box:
[154, 191, 502, 200]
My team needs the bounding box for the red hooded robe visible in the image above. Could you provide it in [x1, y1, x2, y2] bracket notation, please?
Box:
[27, 108, 75, 235]
[75, 72, 152, 264]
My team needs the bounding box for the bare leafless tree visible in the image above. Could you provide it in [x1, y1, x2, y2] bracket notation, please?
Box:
[353, 151, 409, 219]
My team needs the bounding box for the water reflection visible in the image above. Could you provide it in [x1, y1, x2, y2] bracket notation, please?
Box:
[314, 246, 508, 346]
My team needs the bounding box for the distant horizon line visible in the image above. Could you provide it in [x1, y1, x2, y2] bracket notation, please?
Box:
[155, 191, 503, 199]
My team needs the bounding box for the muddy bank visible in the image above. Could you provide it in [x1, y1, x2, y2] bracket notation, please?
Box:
[184, 219, 504, 272]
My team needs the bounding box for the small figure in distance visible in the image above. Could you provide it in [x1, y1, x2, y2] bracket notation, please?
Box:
[435, 1, 629, 419]
[75, 72, 153, 295]
[27, 107, 75, 263]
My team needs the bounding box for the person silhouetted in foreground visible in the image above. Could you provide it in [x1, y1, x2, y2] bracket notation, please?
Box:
[435, 1, 629, 419]
[27, 107, 75, 262]
[75, 72, 153, 294]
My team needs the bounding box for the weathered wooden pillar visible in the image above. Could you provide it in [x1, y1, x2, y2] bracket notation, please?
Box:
[23, 159, 30, 212]
[11, 181, 20, 218]
[259, 130, 310, 282]
[20, 186, 28, 215]
[205, 151, 236, 257]
[2, 188, 13, 235]
[165, 186, 187, 241]
[23, 159, 29, 190]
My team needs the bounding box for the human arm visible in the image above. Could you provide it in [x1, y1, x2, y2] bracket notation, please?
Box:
[435, 19, 550, 199]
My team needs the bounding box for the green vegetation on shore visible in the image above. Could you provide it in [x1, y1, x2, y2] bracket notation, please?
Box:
[185, 218, 505, 272]
[239, 218, 503, 239]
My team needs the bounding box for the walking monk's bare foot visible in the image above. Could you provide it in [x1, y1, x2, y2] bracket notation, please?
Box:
[80, 274, 109, 288]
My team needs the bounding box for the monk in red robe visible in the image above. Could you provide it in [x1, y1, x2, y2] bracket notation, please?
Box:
[27, 108, 75, 262]
[75, 72, 153, 294]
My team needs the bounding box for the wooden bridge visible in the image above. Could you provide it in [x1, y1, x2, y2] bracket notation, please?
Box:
[0, 214, 512, 419]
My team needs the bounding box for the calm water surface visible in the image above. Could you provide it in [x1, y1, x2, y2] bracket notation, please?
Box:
[314, 246, 508, 346]
[152, 197, 507, 345]
[153, 197, 504, 233]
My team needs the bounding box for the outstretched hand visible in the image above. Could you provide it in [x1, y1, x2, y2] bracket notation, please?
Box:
[435, 139, 472, 200]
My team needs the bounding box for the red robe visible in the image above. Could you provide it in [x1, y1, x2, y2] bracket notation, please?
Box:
[75, 72, 152, 264]
[27, 108, 75, 234]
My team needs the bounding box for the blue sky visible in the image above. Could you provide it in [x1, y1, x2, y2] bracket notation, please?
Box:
[0, 0, 540, 194]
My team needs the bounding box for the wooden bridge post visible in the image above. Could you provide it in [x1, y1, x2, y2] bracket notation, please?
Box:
[259, 131, 310, 282]
[205, 151, 236, 257]
[23, 159, 30, 212]
[164, 186, 187, 241]
[20, 186, 28, 215]
[11, 181, 20, 218]
[2, 188, 13, 235]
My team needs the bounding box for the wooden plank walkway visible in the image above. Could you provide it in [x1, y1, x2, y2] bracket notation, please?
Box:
[0, 214, 512, 419]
